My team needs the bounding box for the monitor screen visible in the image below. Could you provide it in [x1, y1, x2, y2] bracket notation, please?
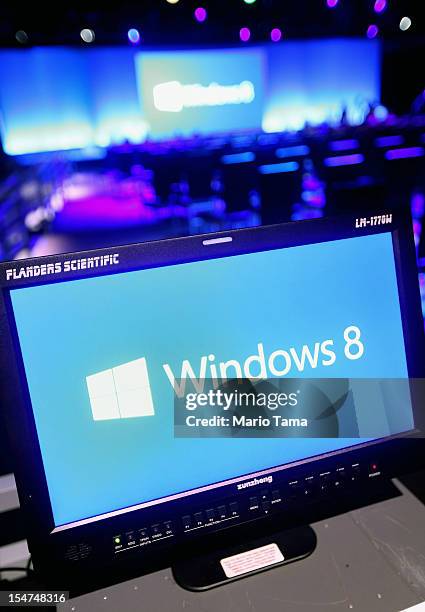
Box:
[8, 230, 413, 529]
[135, 48, 266, 138]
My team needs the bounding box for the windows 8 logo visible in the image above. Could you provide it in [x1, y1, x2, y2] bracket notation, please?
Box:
[86, 358, 154, 421]
[87, 327, 363, 421]
[153, 80, 255, 113]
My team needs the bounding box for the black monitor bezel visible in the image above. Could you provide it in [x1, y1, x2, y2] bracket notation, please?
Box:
[1, 208, 424, 581]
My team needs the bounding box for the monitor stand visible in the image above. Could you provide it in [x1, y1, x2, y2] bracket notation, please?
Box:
[172, 524, 316, 591]
[172, 478, 403, 592]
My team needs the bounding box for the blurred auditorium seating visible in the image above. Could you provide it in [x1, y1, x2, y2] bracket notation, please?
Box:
[0, 116, 424, 258]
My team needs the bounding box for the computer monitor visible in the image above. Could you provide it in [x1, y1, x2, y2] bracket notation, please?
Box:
[0, 210, 424, 591]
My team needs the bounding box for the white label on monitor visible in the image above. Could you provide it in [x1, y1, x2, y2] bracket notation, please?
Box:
[220, 543, 284, 578]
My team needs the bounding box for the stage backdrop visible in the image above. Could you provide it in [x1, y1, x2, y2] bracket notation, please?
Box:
[0, 40, 380, 155]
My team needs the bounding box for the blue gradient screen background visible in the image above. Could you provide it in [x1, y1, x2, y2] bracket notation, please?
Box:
[0, 40, 380, 154]
[10, 232, 410, 527]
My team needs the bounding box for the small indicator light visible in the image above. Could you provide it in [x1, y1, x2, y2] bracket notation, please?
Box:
[372, 464, 377, 471]
[114, 537, 121, 544]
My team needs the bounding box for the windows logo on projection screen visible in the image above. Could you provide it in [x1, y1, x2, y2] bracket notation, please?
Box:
[135, 48, 266, 138]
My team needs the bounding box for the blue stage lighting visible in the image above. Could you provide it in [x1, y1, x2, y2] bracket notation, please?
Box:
[259, 161, 299, 174]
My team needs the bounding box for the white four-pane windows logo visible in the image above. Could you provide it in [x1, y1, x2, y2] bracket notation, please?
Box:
[86, 358, 154, 421]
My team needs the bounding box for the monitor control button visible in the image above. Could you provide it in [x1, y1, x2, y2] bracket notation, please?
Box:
[182, 515, 192, 530]
[249, 496, 259, 511]
[194, 512, 204, 527]
[319, 472, 331, 494]
[351, 464, 361, 481]
[113, 535, 123, 550]
[206, 508, 215, 523]
[271, 489, 282, 504]
[139, 528, 149, 543]
[333, 476, 345, 490]
[289, 482, 302, 501]
[217, 505, 227, 520]
[164, 521, 174, 536]
[320, 484, 329, 495]
[151, 524, 164, 539]
[229, 502, 239, 516]
[368, 463, 381, 477]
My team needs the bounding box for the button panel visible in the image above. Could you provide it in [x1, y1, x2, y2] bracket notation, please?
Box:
[113, 460, 380, 554]
[113, 519, 176, 553]
[181, 502, 240, 534]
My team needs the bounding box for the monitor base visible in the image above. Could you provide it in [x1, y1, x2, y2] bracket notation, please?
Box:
[172, 524, 317, 591]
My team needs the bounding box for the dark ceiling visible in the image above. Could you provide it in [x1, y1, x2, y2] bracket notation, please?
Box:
[0, 0, 423, 46]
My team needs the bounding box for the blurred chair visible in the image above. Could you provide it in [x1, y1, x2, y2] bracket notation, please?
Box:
[181, 153, 219, 201]
[258, 161, 302, 225]
[146, 153, 186, 204]
[220, 155, 259, 213]
[325, 179, 386, 216]
[382, 148, 425, 208]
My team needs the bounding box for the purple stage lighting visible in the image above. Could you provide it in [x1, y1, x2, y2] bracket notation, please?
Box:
[374, 0, 387, 13]
[329, 139, 360, 152]
[375, 135, 404, 148]
[270, 28, 282, 42]
[385, 147, 424, 160]
[128, 28, 140, 44]
[240, 27, 251, 42]
[326, 0, 339, 7]
[367, 24, 379, 39]
[194, 7, 207, 22]
[324, 154, 365, 167]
